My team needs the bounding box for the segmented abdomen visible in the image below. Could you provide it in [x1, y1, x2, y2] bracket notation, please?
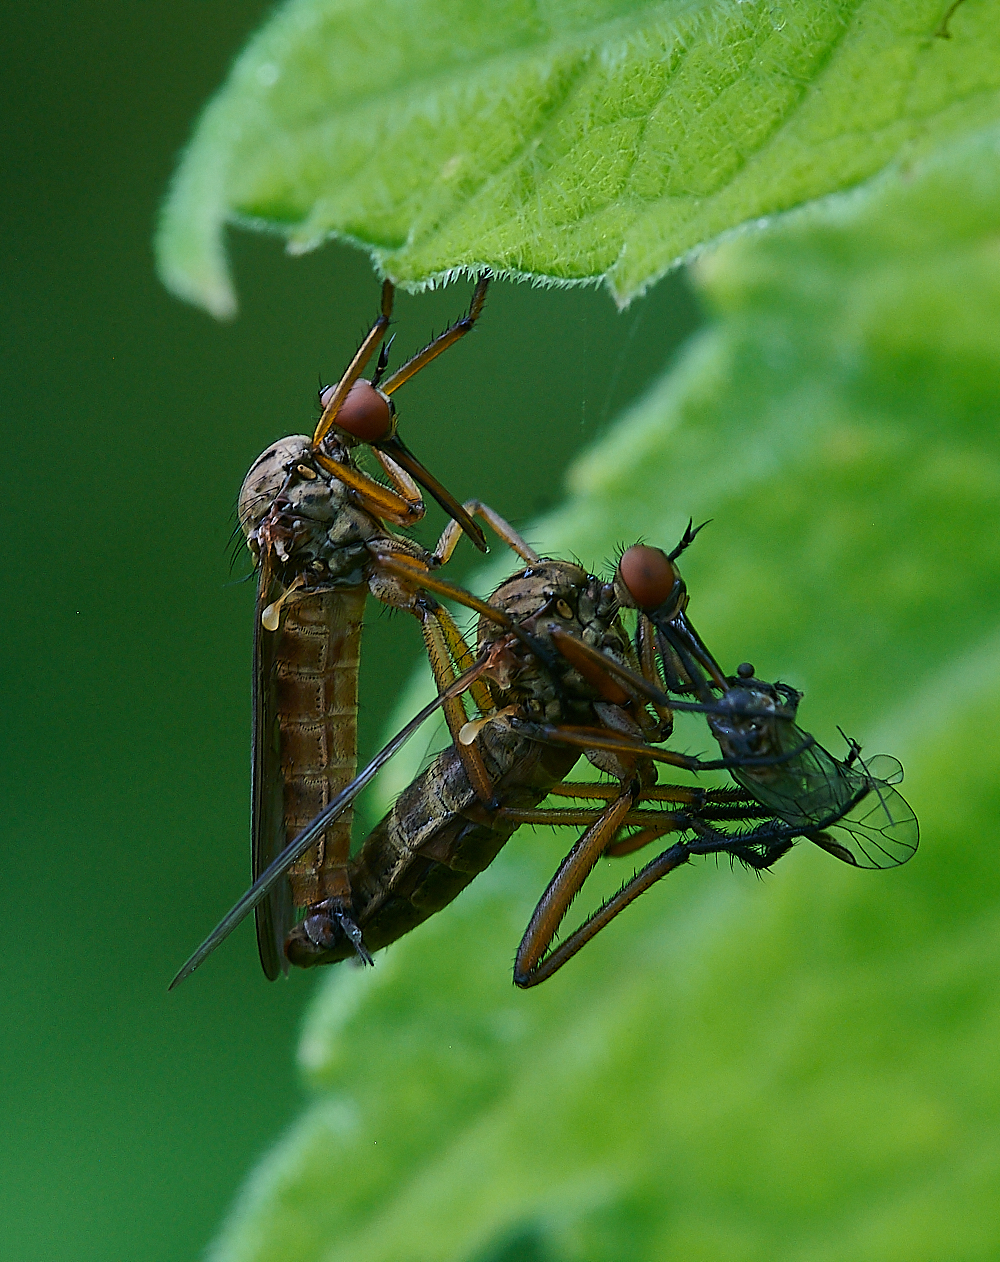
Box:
[275, 586, 366, 907]
[294, 732, 581, 963]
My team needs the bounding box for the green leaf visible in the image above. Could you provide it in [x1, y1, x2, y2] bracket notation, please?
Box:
[157, 0, 1000, 317]
[207, 125, 1000, 1261]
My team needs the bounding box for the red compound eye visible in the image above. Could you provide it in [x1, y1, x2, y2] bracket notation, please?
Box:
[321, 379, 392, 443]
[618, 544, 679, 610]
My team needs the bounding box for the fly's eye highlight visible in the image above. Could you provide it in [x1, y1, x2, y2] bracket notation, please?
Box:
[321, 379, 393, 443]
[555, 599, 573, 619]
[618, 544, 679, 611]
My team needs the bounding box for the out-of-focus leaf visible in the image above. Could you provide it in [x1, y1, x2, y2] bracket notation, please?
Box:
[157, 0, 1000, 317]
[208, 125, 1000, 1262]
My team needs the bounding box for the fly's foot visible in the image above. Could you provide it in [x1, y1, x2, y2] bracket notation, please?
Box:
[284, 900, 373, 968]
[334, 911, 374, 966]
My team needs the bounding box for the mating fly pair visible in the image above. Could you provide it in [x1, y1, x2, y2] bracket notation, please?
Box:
[171, 283, 918, 990]
[172, 275, 623, 987]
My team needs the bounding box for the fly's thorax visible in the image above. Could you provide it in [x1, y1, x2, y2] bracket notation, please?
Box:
[240, 436, 325, 536]
[238, 434, 385, 584]
[478, 560, 627, 723]
[707, 675, 802, 766]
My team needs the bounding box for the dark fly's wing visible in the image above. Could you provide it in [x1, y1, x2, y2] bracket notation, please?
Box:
[731, 735, 919, 869]
[252, 572, 294, 980]
[169, 653, 491, 988]
[814, 770, 920, 870]
[731, 735, 859, 827]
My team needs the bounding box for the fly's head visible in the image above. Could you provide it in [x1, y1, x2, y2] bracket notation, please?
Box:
[239, 376, 397, 557]
[316, 378, 396, 453]
[613, 530, 730, 699]
[479, 561, 629, 723]
[613, 543, 689, 623]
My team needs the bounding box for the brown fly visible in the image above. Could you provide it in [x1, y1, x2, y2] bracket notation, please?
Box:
[172, 526, 782, 987]
[191, 275, 554, 984]
[174, 518, 917, 989]
[505, 536, 919, 984]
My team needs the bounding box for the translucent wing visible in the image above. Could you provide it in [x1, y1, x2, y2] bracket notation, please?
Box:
[731, 735, 919, 870]
[812, 760, 919, 870]
[169, 655, 489, 988]
[730, 733, 861, 826]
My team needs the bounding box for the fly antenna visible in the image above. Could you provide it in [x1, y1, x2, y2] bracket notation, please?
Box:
[668, 519, 711, 562]
[370, 334, 396, 389]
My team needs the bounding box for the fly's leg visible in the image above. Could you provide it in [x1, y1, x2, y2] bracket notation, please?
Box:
[498, 783, 767, 854]
[432, 500, 541, 566]
[310, 318, 427, 527]
[547, 781, 752, 805]
[636, 614, 674, 739]
[601, 795, 772, 858]
[419, 601, 497, 805]
[498, 777, 764, 831]
[514, 830, 693, 988]
[313, 278, 494, 547]
[363, 471, 537, 570]
[519, 715, 816, 776]
[732, 838, 795, 870]
[379, 275, 490, 396]
[358, 278, 494, 550]
[427, 600, 495, 718]
[317, 456, 428, 529]
[365, 541, 502, 798]
[684, 817, 797, 872]
[517, 721, 757, 773]
[514, 810, 794, 988]
[313, 280, 394, 447]
[371, 559, 564, 683]
[510, 773, 724, 988]
[514, 787, 648, 988]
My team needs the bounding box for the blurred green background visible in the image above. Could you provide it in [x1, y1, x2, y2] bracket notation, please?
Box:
[9, 2, 1000, 1260]
[1, 5, 699, 1260]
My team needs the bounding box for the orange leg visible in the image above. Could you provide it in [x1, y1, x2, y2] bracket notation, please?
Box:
[314, 277, 495, 551]
[511, 772, 792, 987]
[380, 276, 490, 395]
[514, 789, 641, 987]
[311, 451, 426, 527]
[313, 280, 394, 447]
[432, 500, 540, 566]
[420, 605, 496, 805]
[523, 722, 744, 773]
[514, 829, 692, 988]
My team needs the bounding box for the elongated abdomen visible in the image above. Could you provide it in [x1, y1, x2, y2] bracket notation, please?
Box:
[275, 586, 366, 908]
[285, 734, 580, 965]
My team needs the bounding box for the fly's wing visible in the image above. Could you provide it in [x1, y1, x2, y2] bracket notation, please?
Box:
[732, 734, 858, 827]
[252, 572, 294, 980]
[732, 731, 919, 870]
[812, 758, 919, 869]
[169, 654, 490, 988]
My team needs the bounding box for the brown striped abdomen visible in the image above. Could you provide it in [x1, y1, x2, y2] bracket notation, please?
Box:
[275, 586, 366, 908]
[288, 729, 580, 964]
